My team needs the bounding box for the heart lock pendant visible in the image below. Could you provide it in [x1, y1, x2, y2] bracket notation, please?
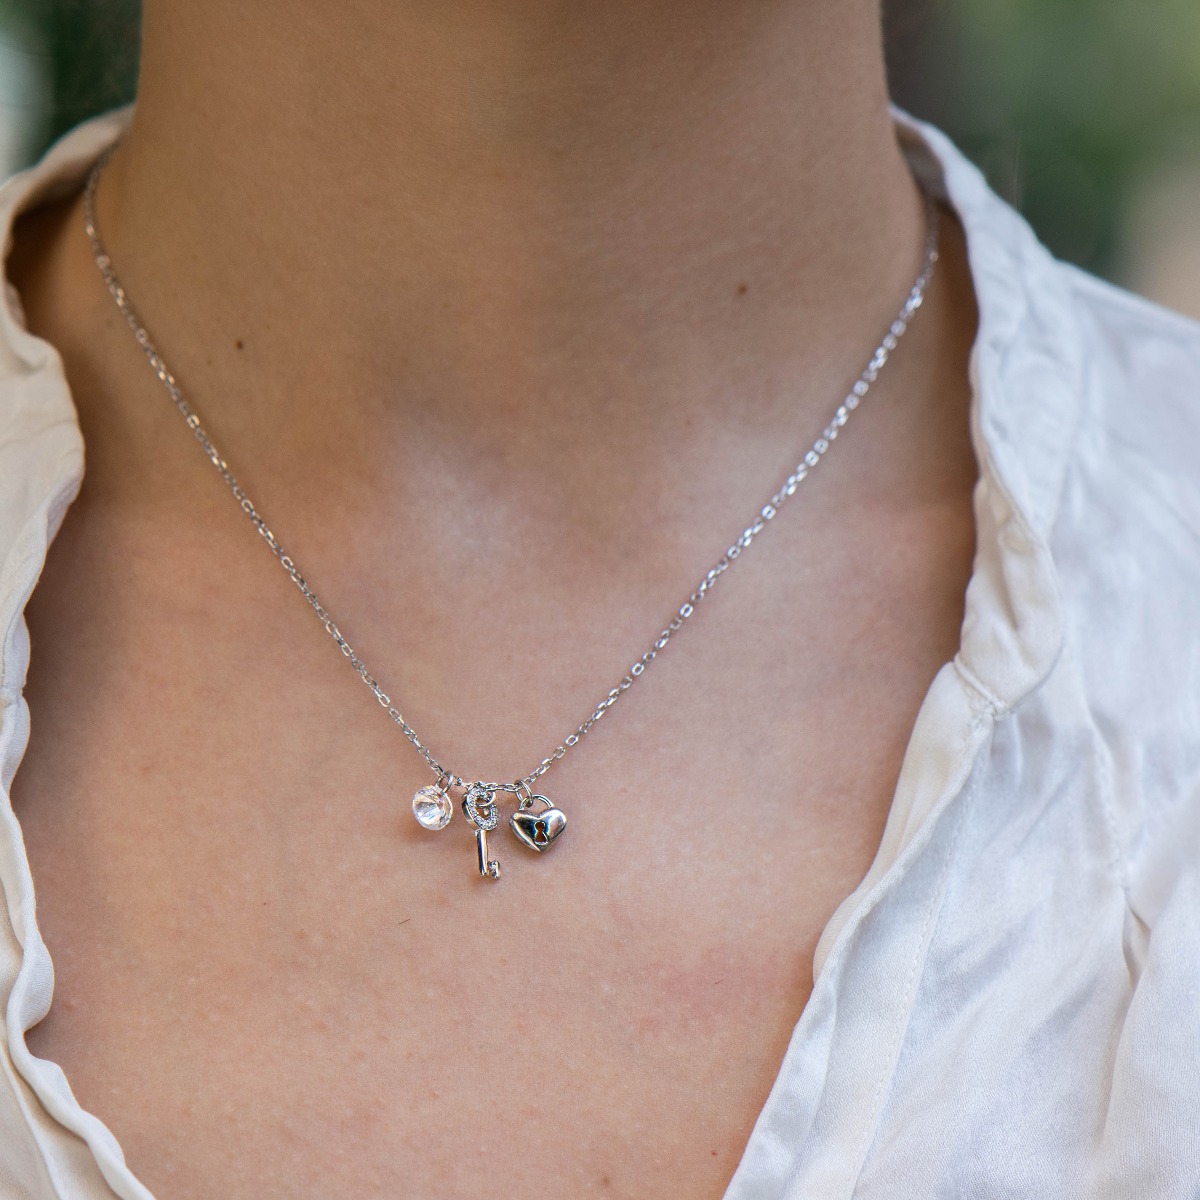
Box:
[510, 793, 567, 853]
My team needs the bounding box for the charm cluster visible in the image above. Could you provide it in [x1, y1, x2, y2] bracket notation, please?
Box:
[412, 782, 566, 881]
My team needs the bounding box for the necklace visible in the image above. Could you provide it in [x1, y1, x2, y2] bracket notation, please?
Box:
[83, 153, 940, 883]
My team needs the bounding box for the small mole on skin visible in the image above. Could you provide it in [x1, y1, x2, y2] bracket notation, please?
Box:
[600, 1176, 612, 1188]
[235, 338, 244, 350]
[736, 282, 748, 296]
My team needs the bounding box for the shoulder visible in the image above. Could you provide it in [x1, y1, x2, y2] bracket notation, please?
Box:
[1052, 265, 1200, 600]
[1062, 263, 1200, 471]
[924, 99, 1200, 937]
[1044, 267, 1200, 927]
[0, 114, 125, 693]
[1049, 264, 1200, 642]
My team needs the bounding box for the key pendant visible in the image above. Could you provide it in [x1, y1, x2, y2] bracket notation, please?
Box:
[475, 827, 500, 879]
[463, 783, 501, 880]
[510, 793, 567, 853]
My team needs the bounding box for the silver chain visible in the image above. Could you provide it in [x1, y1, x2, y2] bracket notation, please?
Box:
[83, 153, 939, 797]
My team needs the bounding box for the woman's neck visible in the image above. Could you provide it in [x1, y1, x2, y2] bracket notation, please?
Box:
[94, 0, 927, 484]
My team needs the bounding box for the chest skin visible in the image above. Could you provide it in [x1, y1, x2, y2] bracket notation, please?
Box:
[13, 494, 976, 1200]
[7, 198, 978, 1200]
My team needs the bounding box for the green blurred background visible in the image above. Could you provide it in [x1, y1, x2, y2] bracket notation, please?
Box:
[3, 0, 1199, 314]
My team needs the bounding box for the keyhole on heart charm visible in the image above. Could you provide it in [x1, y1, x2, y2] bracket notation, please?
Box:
[534, 819, 549, 845]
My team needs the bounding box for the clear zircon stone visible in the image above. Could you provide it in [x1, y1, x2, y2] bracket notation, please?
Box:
[412, 784, 453, 831]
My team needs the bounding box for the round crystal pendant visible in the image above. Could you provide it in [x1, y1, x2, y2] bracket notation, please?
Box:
[412, 784, 453, 831]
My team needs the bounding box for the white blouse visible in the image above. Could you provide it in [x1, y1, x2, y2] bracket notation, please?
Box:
[1, 108, 1199, 1200]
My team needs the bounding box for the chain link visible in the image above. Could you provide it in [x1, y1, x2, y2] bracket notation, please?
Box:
[83, 152, 939, 796]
